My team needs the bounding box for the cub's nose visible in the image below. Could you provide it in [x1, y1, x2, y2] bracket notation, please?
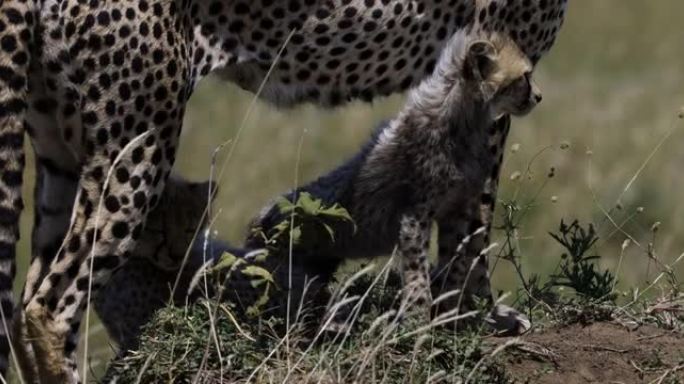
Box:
[534, 93, 542, 103]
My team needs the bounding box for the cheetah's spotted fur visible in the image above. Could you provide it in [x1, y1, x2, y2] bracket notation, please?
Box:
[0, 0, 566, 381]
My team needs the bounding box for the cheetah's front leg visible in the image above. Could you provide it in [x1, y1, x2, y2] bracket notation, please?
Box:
[398, 211, 433, 320]
[24, 139, 176, 383]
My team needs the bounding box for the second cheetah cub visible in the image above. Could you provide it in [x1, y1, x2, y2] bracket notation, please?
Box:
[249, 30, 541, 320]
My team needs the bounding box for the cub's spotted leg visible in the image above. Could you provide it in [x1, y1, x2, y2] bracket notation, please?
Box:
[435, 117, 529, 334]
[434, 200, 492, 316]
[474, 117, 531, 334]
[433, 118, 502, 313]
[432, 117, 512, 320]
[25, 133, 179, 383]
[398, 211, 433, 318]
[477, 116, 512, 256]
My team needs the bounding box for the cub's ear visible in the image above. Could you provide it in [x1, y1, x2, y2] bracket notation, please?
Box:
[464, 40, 497, 81]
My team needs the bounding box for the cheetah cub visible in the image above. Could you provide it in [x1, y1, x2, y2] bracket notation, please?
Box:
[248, 30, 541, 324]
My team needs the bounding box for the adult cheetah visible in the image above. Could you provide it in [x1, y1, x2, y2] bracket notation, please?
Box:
[0, 0, 567, 381]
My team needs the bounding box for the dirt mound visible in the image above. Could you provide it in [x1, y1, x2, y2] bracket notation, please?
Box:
[502, 322, 684, 383]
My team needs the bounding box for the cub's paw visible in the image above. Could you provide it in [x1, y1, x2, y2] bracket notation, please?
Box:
[484, 304, 531, 336]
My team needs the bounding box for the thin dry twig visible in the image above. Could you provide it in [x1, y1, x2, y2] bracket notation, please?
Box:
[514, 341, 559, 360]
[0, 296, 24, 384]
[649, 363, 684, 384]
[616, 114, 682, 207]
[133, 352, 158, 384]
[577, 343, 631, 354]
[636, 333, 669, 341]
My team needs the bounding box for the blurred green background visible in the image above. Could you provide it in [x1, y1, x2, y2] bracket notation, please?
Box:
[10, 0, 684, 378]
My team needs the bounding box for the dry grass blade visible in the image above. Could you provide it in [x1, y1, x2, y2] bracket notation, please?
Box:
[0, 299, 24, 384]
[385, 311, 479, 345]
[285, 118, 309, 374]
[621, 251, 684, 310]
[465, 338, 522, 384]
[245, 330, 290, 383]
[330, 257, 396, 357]
[616, 115, 682, 208]
[133, 352, 157, 384]
[169, 140, 230, 301]
[282, 295, 360, 383]
[214, 28, 297, 186]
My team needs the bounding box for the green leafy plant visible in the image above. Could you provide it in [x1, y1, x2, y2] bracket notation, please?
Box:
[549, 220, 616, 301]
[205, 193, 356, 318]
[203, 250, 278, 317]
[253, 191, 356, 256]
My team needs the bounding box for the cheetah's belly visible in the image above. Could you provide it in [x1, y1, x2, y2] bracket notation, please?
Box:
[219, 0, 476, 106]
[211, 0, 567, 106]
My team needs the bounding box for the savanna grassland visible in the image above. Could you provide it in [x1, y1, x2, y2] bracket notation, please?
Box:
[8, 0, 684, 380]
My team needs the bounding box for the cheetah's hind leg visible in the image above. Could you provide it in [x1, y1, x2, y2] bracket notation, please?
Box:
[11, 310, 40, 383]
[24, 302, 71, 383]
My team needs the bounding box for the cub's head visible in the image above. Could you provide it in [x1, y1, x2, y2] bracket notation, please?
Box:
[462, 33, 542, 117]
[136, 174, 217, 270]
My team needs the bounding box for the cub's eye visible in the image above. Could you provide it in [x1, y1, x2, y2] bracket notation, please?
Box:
[513, 76, 528, 87]
[502, 76, 527, 92]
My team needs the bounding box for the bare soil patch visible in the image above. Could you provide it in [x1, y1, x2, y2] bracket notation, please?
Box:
[502, 322, 684, 383]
